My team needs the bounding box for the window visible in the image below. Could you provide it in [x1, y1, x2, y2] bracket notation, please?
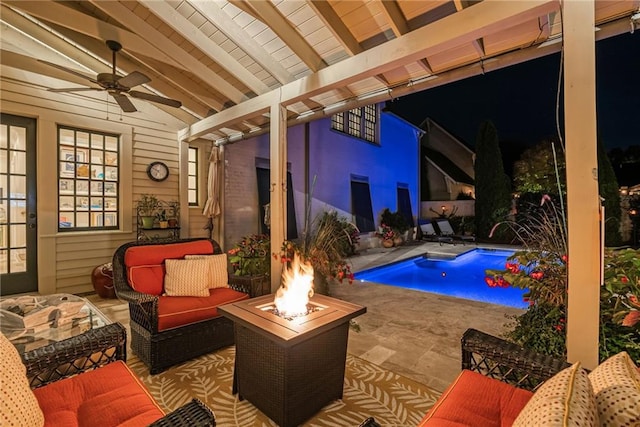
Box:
[188, 147, 198, 206]
[58, 126, 119, 231]
[350, 176, 375, 232]
[397, 184, 414, 227]
[331, 104, 378, 143]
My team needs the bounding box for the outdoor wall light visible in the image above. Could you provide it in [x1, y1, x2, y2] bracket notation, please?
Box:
[441, 206, 446, 215]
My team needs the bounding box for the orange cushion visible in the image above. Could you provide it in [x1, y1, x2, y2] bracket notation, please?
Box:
[33, 360, 164, 427]
[124, 241, 215, 295]
[128, 264, 165, 295]
[418, 370, 533, 427]
[157, 287, 250, 331]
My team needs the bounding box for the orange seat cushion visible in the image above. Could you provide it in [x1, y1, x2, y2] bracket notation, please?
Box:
[124, 240, 216, 295]
[33, 360, 164, 427]
[157, 287, 250, 331]
[418, 370, 533, 427]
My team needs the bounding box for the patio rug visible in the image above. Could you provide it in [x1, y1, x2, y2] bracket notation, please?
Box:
[128, 346, 440, 426]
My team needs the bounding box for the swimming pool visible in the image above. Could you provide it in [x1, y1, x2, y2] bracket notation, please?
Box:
[354, 248, 528, 309]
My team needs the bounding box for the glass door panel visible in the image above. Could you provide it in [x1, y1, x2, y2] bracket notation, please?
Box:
[0, 114, 37, 294]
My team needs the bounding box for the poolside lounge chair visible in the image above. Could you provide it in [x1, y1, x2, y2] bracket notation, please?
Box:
[434, 218, 476, 245]
[419, 221, 454, 245]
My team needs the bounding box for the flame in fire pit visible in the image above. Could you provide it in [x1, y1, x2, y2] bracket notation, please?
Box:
[274, 253, 315, 317]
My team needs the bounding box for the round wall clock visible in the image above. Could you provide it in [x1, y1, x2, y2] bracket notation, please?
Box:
[146, 161, 169, 182]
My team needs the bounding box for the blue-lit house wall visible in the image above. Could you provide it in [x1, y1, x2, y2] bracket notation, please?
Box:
[223, 106, 420, 246]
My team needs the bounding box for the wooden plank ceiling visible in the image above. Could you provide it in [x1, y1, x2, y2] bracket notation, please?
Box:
[1, 0, 638, 142]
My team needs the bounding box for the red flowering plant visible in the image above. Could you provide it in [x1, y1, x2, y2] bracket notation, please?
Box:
[375, 223, 395, 241]
[486, 197, 640, 362]
[228, 233, 271, 277]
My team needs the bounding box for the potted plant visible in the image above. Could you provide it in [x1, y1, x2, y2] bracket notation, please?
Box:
[156, 209, 168, 228]
[375, 223, 395, 247]
[137, 194, 158, 229]
[167, 200, 179, 227]
[380, 208, 409, 245]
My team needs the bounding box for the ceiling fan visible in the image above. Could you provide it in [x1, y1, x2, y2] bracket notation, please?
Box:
[40, 40, 182, 113]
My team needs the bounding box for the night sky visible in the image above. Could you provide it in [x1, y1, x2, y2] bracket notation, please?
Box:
[385, 31, 640, 151]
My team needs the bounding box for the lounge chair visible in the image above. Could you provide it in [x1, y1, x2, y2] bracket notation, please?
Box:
[434, 218, 476, 245]
[418, 221, 454, 245]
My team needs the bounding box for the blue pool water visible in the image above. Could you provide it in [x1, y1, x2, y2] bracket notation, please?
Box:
[354, 248, 528, 309]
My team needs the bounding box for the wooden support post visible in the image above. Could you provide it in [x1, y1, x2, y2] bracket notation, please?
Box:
[269, 100, 287, 292]
[563, 0, 600, 369]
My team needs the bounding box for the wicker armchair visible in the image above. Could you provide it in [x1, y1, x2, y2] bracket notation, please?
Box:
[113, 238, 250, 374]
[23, 323, 215, 426]
[461, 328, 571, 391]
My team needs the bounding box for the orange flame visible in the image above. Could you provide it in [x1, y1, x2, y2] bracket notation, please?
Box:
[274, 253, 314, 316]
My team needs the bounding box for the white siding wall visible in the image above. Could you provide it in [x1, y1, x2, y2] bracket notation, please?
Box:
[1, 75, 183, 295]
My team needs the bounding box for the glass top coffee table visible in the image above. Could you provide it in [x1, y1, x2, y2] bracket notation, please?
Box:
[0, 293, 112, 353]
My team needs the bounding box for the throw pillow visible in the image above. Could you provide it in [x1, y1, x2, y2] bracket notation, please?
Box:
[588, 351, 640, 427]
[164, 258, 210, 297]
[0, 333, 45, 427]
[513, 362, 597, 427]
[185, 253, 229, 289]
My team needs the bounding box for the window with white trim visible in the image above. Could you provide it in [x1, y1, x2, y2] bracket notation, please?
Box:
[188, 147, 198, 206]
[58, 125, 119, 231]
[331, 104, 379, 143]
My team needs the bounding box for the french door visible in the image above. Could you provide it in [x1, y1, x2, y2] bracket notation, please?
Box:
[0, 113, 37, 295]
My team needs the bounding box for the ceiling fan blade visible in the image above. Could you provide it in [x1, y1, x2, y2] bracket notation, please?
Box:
[111, 93, 137, 112]
[38, 59, 99, 85]
[129, 90, 182, 108]
[117, 71, 150, 88]
[47, 87, 103, 93]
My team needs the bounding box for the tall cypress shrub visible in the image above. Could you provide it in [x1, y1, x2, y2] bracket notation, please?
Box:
[474, 121, 512, 240]
[597, 139, 622, 246]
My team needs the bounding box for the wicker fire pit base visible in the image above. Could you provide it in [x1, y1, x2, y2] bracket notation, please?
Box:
[234, 321, 349, 427]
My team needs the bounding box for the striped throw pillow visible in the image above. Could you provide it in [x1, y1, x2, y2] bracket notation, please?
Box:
[164, 258, 210, 297]
[185, 253, 229, 289]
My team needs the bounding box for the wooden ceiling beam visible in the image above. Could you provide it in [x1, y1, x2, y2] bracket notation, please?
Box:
[472, 39, 485, 57]
[239, 0, 327, 72]
[306, 0, 363, 55]
[88, 0, 247, 105]
[141, 0, 268, 95]
[188, 0, 293, 85]
[417, 58, 434, 74]
[379, 0, 410, 37]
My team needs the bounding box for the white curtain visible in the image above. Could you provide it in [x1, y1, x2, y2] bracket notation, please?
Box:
[202, 146, 221, 236]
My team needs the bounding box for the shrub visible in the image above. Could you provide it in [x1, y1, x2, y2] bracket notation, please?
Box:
[380, 208, 409, 235]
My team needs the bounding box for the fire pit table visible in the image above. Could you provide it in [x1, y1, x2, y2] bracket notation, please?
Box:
[219, 293, 366, 427]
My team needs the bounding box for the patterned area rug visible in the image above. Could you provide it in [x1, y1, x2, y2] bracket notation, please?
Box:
[128, 347, 440, 426]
